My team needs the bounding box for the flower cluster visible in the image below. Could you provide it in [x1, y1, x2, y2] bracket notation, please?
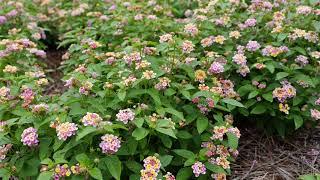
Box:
[81, 112, 103, 127]
[56, 122, 78, 141]
[99, 134, 121, 154]
[273, 82, 296, 103]
[191, 161, 206, 177]
[140, 156, 161, 180]
[0, 144, 12, 161]
[54, 164, 71, 180]
[31, 103, 49, 114]
[116, 108, 135, 124]
[21, 127, 39, 147]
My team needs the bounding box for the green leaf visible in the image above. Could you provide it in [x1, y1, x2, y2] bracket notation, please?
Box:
[133, 118, 144, 128]
[164, 88, 176, 96]
[0, 168, 10, 180]
[237, 84, 255, 96]
[276, 72, 289, 80]
[88, 168, 103, 180]
[293, 115, 303, 130]
[156, 127, 177, 139]
[177, 130, 193, 139]
[117, 90, 126, 101]
[293, 47, 306, 55]
[76, 126, 97, 141]
[192, 91, 213, 99]
[262, 93, 273, 102]
[176, 167, 193, 180]
[196, 116, 208, 134]
[159, 134, 172, 148]
[104, 156, 121, 180]
[181, 90, 191, 100]
[125, 161, 143, 173]
[266, 62, 275, 74]
[132, 128, 149, 141]
[248, 91, 259, 99]
[293, 97, 303, 106]
[147, 89, 161, 106]
[205, 162, 226, 173]
[159, 155, 173, 167]
[76, 153, 91, 167]
[222, 98, 245, 108]
[37, 171, 54, 180]
[39, 138, 52, 160]
[184, 157, 196, 166]
[313, 21, 320, 32]
[251, 104, 267, 114]
[227, 132, 239, 149]
[164, 108, 184, 120]
[173, 149, 195, 159]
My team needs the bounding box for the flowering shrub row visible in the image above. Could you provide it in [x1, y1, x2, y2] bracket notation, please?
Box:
[0, 0, 319, 179]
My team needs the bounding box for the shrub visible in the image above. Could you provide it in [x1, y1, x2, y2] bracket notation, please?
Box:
[0, 0, 319, 179]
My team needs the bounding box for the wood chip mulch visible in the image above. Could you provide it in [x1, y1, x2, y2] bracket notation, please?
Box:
[231, 126, 320, 180]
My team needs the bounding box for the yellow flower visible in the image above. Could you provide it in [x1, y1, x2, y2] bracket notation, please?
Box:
[214, 35, 226, 44]
[195, 70, 207, 83]
[279, 103, 290, 114]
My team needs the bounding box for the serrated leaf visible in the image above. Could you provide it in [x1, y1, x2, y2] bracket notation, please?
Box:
[132, 128, 149, 141]
[126, 161, 143, 173]
[184, 157, 196, 166]
[205, 162, 226, 173]
[88, 168, 103, 180]
[293, 115, 303, 130]
[176, 167, 193, 180]
[276, 72, 289, 80]
[173, 149, 195, 159]
[262, 93, 273, 102]
[160, 155, 173, 167]
[37, 171, 53, 180]
[227, 132, 239, 149]
[156, 127, 177, 139]
[251, 104, 267, 114]
[177, 130, 193, 139]
[266, 62, 275, 74]
[133, 118, 144, 128]
[104, 156, 121, 180]
[196, 116, 208, 134]
[313, 21, 320, 32]
[164, 108, 184, 120]
[222, 98, 245, 108]
[117, 90, 126, 101]
[248, 91, 259, 99]
[76, 153, 91, 167]
[76, 126, 96, 141]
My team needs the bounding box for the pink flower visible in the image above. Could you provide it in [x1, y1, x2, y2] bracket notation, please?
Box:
[245, 18, 257, 27]
[311, 109, 320, 120]
[99, 134, 121, 154]
[181, 40, 194, 54]
[81, 112, 103, 127]
[191, 161, 206, 177]
[21, 127, 39, 147]
[246, 41, 261, 51]
[116, 108, 135, 124]
[56, 122, 78, 141]
[208, 62, 224, 74]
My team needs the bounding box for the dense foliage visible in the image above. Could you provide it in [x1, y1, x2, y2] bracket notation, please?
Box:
[0, 0, 319, 179]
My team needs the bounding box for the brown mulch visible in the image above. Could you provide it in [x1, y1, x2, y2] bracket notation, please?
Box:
[43, 49, 66, 95]
[231, 126, 320, 180]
